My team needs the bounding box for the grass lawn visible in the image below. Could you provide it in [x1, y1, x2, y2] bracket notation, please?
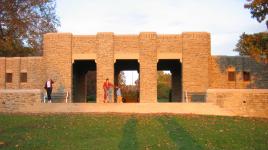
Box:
[0, 113, 268, 150]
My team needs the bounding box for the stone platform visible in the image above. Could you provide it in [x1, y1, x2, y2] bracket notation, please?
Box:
[16, 103, 236, 116]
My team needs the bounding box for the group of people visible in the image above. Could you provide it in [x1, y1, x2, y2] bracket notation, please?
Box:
[103, 78, 123, 103]
[43, 78, 123, 103]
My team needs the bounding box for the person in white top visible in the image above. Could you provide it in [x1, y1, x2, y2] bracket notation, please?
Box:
[44, 79, 54, 103]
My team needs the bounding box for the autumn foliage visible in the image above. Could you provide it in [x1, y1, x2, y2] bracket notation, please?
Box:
[0, 0, 60, 56]
[244, 0, 268, 28]
[235, 32, 268, 63]
[234, 0, 268, 63]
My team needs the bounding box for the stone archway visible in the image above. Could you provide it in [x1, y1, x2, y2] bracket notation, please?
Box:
[157, 59, 182, 102]
[72, 60, 96, 102]
[114, 59, 140, 103]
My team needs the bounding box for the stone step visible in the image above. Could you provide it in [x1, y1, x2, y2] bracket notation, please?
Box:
[19, 102, 235, 116]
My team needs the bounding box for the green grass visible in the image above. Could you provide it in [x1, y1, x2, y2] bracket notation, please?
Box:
[0, 114, 268, 150]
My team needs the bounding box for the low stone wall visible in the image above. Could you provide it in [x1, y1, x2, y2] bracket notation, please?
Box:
[207, 89, 268, 118]
[0, 89, 41, 112]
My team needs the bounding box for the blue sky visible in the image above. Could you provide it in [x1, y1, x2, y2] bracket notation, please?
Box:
[56, 0, 267, 84]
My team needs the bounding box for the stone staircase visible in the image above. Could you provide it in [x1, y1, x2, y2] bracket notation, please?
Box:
[42, 92, 68, 103]
[19, 102, 235, 116]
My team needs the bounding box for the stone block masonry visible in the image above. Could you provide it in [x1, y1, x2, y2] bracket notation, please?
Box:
[139, 32, 158, 103]
[96, 32, 115, 103]
[182, 32, 210, 93]
[0, 57, 44, 90]
[43, 33, 72, 100]
[207, 89, 268, 118]
[0, 31, 267, 108]
[209, 56, 268, 89]
[0, 89, 41, 112]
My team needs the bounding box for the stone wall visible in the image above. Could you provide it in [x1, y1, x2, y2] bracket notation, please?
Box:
[209, 56, 268, 89]
[0, 58, 5, 88]
[157, 34, 182, 53]
[182, 32, 210, 93]
[72, 35, 97, 54]
[43, 33, 72, 99]
[207, 89, 268, 118]
[96, 32, 115, 103]
[139, 32, 158, 102]
[114, 35, 139, 53]
[0, 57, 44, 90]
[0, 89, 41, 112]
[3, 32, 267, 105]
[41, 32, 186, 103]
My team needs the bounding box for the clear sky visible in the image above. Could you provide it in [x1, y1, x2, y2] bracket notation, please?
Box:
[56, 0, 267, 85]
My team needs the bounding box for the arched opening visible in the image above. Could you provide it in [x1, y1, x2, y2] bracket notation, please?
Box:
[157, 59, 182, 102]
[114, 60, 140, 103]
[72, 60, 96, 103]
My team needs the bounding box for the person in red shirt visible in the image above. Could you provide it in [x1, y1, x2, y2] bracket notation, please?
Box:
[103, 78, 114, 103]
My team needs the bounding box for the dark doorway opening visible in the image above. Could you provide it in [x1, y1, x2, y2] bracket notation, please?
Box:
[72, 60, 96, 103]
[157, 59, 182, 102]
[114, 60, 140, 103]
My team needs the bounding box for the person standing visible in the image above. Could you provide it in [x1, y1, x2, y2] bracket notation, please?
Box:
[116, 85, 122, 103]
[103, 78, 113, 103]
[44, 79, 54, 103]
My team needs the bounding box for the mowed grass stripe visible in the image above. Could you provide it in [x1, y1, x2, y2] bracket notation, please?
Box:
[0, 114, 268, 150]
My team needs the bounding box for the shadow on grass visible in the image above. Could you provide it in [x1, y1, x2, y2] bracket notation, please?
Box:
[157, 116, 204, 150]
[118, 117, 138, 150]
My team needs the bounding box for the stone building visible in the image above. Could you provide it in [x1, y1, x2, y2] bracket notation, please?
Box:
[0, 32, 268, 104]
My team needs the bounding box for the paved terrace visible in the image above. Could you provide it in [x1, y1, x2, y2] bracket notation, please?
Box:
[17, 103, 236, 116]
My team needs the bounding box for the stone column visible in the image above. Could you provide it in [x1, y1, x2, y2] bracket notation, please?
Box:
[96, 32, 114, 103]
[43, 33, 73, 100]
[139, 32, 157, 103]
[182, 32, 210, 98]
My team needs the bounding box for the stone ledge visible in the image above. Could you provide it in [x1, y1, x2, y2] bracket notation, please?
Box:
[0, 89, 41, 93]
[207, 89, 268, 93]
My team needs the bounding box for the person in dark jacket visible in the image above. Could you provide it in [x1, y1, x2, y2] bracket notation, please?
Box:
[44, 79, 54, 103]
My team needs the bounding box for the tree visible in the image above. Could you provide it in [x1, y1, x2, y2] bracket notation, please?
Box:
[244, 0, 268, 28]
[234, 0, 268, 63]
[0, 0, 60, 56]
[157, 71, 171, 100]
[235, 32, 268, 63]
[118, 71, 126, 86]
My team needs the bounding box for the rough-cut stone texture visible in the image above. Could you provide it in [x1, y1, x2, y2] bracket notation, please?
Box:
[209, 56, 268, 89]
[139, 32, 157, 103]
[0, 57, 44, 90]
[0, 58, 5, 89]
[207, 89, 268, 118]
[182, 32, 210, 93]
[157, 34, 182, 53]
[5, 57, 20, 89]
[43, 33, 72, 100]
[72, 35, 97, 54]
[0, 32, 267, 106]
[0, 89, 41, 112]
[114, 35, 139, 53]
[96, 32, 114, 103]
